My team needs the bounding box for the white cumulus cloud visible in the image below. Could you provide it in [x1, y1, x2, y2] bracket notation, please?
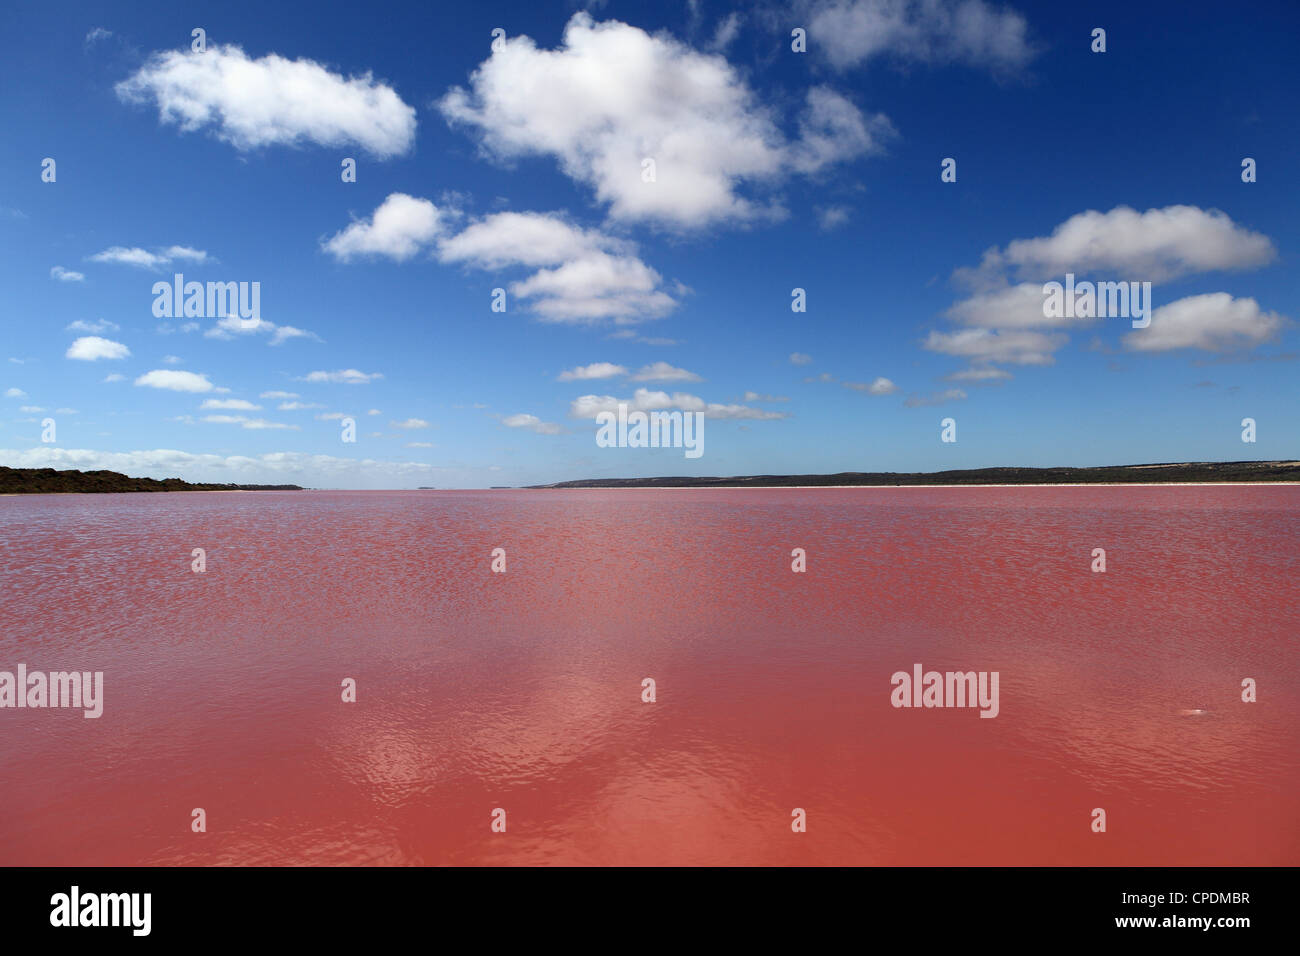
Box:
[116, 44, 416, 158]
[322, 193, 444, 262]
[134, 369, 219, 392]
[439, 13, 890, 229]
[439, 210, 679, 324]
[972, 205, 1276, 285]
[1123, 293, 1285, 353]
[67, 336, 130, 361]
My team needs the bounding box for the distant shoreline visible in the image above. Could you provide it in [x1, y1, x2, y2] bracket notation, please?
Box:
[527, 461, 1300, 490]
[0, 465, 303, 495]
[7, 483, 1298, 496]
[519, 481, 1300, 490]
[5, 461, 1297, 494]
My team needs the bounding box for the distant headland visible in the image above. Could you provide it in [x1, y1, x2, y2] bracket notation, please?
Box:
[527, 460, 1300, 489]
[1, 466, 303, 494]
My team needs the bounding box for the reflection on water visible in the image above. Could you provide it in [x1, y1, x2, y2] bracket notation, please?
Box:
[0, 487, 1296, 865]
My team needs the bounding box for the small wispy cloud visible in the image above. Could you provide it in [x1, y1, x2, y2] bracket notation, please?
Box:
[502, 413, 564, 435]
[298, 369, 383, 384]
[816, 206, 851, 231]
[843, 377, 897, 395]
[203, 415, 299, 430]
[629, 362, 702, 383]
[944, 366, 1012, 384]
[203, 316, 322, 345]
[903, 388, 967, 408]
[557, 362, 627, 381]
[88, 245, 209, 270]
[65, 319, 120, 334]
[200, 398, 261, 410]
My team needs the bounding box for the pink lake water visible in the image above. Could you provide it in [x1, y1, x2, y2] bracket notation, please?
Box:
[0, 486, 1296, 865]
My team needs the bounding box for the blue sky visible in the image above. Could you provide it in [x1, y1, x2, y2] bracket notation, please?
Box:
[2, 0, 1296, 488]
